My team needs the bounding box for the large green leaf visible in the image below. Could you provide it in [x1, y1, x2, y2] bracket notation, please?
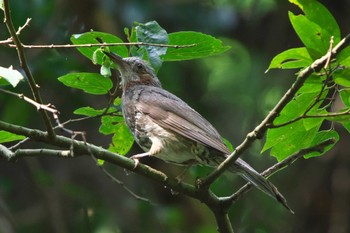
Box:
[263, 120, 320, 161]
[289, 0, 340, 56]
[289, 0, 341, 43]
[71, 31, 128, 65]
[266, 47, 313, 71]
[58, 73, 112, 95]
[262, 80, 328, 161]
[289, 12, 327, 57]
[161, 31, 230, 61]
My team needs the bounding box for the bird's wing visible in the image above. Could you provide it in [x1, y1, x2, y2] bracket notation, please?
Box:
[135, 86, 231, 155]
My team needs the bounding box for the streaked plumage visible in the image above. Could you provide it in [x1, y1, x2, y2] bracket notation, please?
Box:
[105, 52, 292, 212]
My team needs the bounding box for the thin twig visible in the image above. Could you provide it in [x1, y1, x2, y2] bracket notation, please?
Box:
[0, 88, 59, 114]
[0, 18, 31, 45]
[90, 154, 156, 205]
[324, 36, 334, 69]
[16, 18, 31, 35]
[2, 42, 196, 49]
[3, 0, 55, 138]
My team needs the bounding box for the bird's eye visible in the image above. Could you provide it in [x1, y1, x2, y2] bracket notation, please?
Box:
[136, 63, 144, 71]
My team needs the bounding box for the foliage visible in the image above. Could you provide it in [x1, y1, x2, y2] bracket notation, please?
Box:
[263, 0, 348, 161]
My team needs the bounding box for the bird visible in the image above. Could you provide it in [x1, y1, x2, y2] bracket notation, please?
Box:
[104, 51, 293, 212]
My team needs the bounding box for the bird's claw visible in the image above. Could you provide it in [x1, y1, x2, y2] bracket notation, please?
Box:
[130, 152, 149, 169]
[132, 157, 139, 169]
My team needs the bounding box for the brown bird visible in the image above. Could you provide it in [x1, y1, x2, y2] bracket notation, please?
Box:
[105, 51, 292, 212]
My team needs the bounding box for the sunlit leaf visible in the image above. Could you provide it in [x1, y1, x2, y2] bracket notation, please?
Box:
[73, 106, 116, 117]
[58, 73, 112, 95]
[71, 31, 128, 65]
[99, 115, 124, 135]
[0, 130, 25, 143]
[0, 66, 24, 87]
[161, 31, 230, 61]
[289, 0, 340, 56]
[266, 47, 313, 71]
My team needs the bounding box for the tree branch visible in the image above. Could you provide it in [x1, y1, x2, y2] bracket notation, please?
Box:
[0, 120, 201, 198]
[200, 32, 350, 188]
[0, 120, 237, 232]
[3, 0, 55, 138]
[1, 41, 196, 49]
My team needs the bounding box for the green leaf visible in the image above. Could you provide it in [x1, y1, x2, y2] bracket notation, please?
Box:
[161, 31, 231, 61]
[222, 137, 234, 153]
[289, 0, 340, 42]
[263, 83, 328, 161]
[114, 97, 122, 106]
[108, 122, 134, 156]
[99, 115, 124, 135]
[304, 130, 338, 158]
[73, 106, 116, 117]
[58, 73, 112, 95]
[337, 46, 350, 66]
[266, 47, 313, 71]
[289, 0, 340, 56]
[339, 89, 350, 107]
[97, 159, 105, 166]
[263, 120, 320, 161]
[133, 21, 168, 72]
[333, 68, 350, 87]
[288, 12, 327, 56]
[0, 66, 24, 87]
[320, 108, 350, 123]
[342, 121, 350, 134]
[71, 31, 128, 65]
[0, 130, 25, 143]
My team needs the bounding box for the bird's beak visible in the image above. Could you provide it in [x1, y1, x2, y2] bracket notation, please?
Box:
[104, 51, 128, 70]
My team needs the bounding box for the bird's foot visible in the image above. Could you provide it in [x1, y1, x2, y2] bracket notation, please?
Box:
[130, 152, 149, 169]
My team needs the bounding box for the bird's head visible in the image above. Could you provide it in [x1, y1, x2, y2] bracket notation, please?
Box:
[104, 52, 162, 91]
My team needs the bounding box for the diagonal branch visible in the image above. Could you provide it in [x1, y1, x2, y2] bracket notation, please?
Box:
[200, 32, 350, 188]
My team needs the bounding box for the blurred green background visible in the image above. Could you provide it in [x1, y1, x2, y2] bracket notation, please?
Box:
[1, 0, 350, 232]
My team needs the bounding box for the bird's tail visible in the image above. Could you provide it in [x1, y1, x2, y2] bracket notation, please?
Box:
[231, 158, 294, 213]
